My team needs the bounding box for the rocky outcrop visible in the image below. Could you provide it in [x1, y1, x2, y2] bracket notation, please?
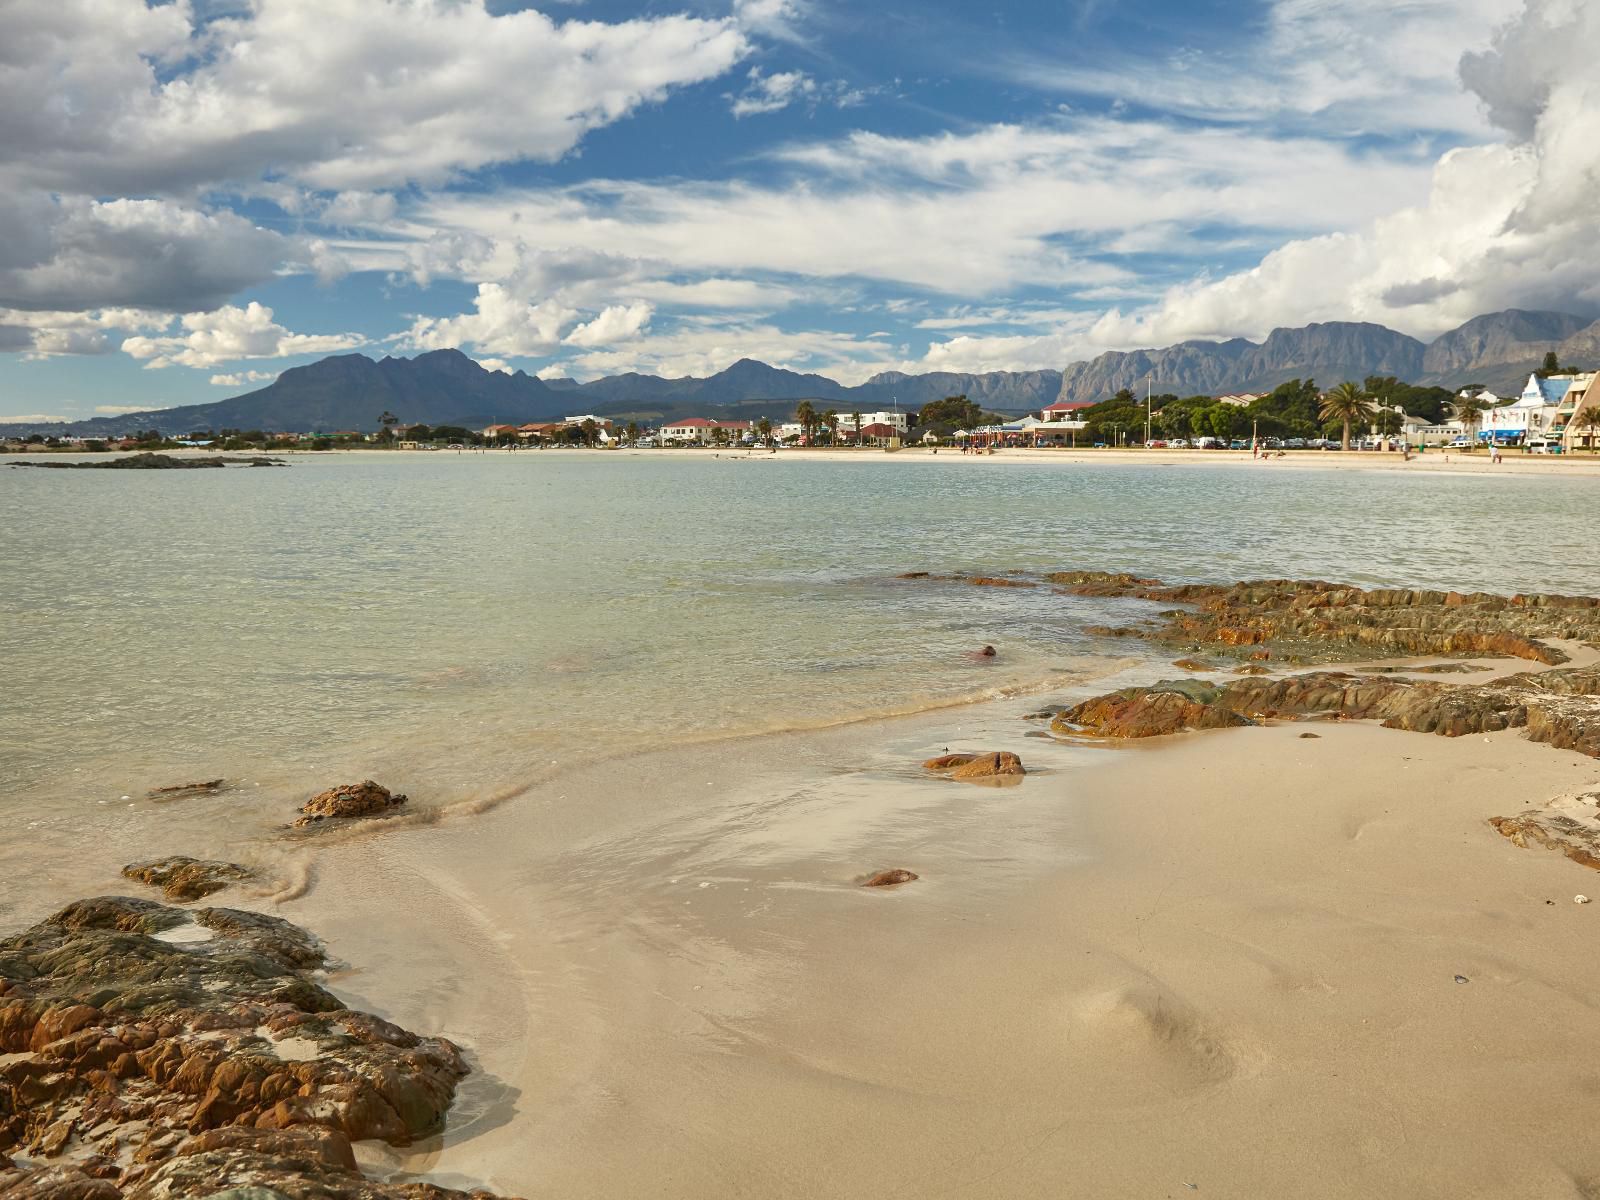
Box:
[0, 897, 511, 1197]
[1045, 574, 1600, 666]
[8, 454, 284, 469]
[923, 752, 1026, 780]
[120, 857, 252, 902]
[294, 780, 407, 827]
[1052, 666, 1600, 754]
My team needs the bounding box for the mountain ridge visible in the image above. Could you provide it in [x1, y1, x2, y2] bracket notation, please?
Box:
[10, 309, 1598, 436]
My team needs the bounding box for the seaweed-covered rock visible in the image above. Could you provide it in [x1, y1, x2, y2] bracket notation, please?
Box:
[0, 897, 502, 1196]
[121, 857, 252, 902]
[1042, 574, 1600, 665]
[294, 781, 407, 827]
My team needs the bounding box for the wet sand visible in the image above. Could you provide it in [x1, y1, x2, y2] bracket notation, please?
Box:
[238, 668, 1600, 1199]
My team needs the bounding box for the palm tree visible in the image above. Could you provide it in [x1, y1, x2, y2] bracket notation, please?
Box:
[1319, 381, 1373, 452]
[824, 410, 840, 446]
[795, 401, 817, 445]
[1451, 393, 1491, 450]
[1575, 404, 1600, 453]
[850, 410, 863, 447]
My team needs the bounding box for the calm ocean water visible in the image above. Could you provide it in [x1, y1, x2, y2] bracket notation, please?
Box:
[3, 452, 1595, 819]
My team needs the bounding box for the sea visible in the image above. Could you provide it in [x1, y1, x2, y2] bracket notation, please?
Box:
[2, 450, 1595, 898]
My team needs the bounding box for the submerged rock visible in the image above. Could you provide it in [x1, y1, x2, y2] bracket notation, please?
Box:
[145, 779, 225, 800]
[121, 856, 253, 902]
[923, 751, 1026, 780]
[861, 869, 919, 888]
[294, 780, 407, 827]
[0, 896, 512, 1197]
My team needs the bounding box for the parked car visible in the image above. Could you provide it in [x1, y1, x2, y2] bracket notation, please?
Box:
[1148, 439, 1167, 448]
[1168, 438, 1189, 448]
[1228, 439, 1247, 450]
[1284, 438, 1306, 449]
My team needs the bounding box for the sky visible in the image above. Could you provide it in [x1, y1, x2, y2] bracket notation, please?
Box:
[2, 0, 1598, 421]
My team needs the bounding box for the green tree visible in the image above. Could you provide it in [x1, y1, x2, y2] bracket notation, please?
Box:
[823, 410, 839, 446]
[1373, 408, 1404, 438]
[757, 417, 773, 440]
[1537, 351, 1561, 378]
[1319, 381, 1374, 452]
[1575, 405, 1600, 452]
[918, 395, 983, 431]
[626, 421, 640, 443]
[850, 410, 863, 446]
[581, 418, 599, 447]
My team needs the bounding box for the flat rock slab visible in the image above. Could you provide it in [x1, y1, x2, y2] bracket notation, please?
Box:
[121, 856, 252, 902]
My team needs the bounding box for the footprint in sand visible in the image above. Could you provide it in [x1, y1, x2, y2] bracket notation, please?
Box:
[1061, 985, 1242, 1107]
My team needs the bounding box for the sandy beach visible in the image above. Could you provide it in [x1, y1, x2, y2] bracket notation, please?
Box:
[274, 442, 1600, 477]
[253, 673, 1600, 1200]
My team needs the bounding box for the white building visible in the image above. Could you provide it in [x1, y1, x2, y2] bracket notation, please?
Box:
[835, 410, 909, 433]
[660, 417, 753, 444]
[1477, 376, 1569, 444]
[1556, 373, 1599, 451]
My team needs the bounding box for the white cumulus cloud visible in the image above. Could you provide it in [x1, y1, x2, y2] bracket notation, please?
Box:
[564, 303, 654, 348]
[122, 303, 363, 370]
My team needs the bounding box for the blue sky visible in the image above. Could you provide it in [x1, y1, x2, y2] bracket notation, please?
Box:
[2, 0, 1595, 421]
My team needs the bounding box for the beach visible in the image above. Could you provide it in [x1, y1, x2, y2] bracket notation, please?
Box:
[4, 454, 1600, 1197]
[27, 665, 1599, 1198]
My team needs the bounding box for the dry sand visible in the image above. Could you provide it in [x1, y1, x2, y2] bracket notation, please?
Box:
[258, 660, 1600, 1200]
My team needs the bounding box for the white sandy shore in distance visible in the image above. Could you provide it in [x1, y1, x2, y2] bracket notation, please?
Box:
[205, 652, 1599, 1200]
[272, 443, 1600, 476]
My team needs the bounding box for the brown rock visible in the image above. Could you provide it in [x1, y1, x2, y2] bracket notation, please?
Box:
[922, 751, 1026, 779]
[121, 857, 252, 902]
[1172, 658, 1212, 671]
[861, 870, 919, 888]
[1489, 792, 1600, 871]
[1233, 663, 1271, 676]
[966, 576, 1035, 588]
[0, 895, 509, 1197]
[294, 780, 407, 827]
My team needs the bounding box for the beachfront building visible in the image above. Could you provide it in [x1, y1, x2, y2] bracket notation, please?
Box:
[1473, 375, 1568, 445]
[1039, 400, 1091, 425]
[857, 422, 902, 447]
[660, 417, 754, 444]
[1216, 393, 1265, 408]
[836, 411, 909, 434]
[1552, 372, 1599, 451]
[482, 423, 521, 441]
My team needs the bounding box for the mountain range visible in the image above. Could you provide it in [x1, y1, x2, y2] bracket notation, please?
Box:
[10, 308, 1596, 436]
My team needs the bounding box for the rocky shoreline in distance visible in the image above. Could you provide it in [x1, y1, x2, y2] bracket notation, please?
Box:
[8, 453, 286, 470]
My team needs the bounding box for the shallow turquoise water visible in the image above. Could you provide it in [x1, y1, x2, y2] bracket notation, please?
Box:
[2, 452, 1594, 807]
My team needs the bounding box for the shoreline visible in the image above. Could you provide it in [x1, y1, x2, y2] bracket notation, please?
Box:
[23, 443, 1600, 476]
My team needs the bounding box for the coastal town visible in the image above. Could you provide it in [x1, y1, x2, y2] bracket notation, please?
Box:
[8, 364, 1597, 456]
